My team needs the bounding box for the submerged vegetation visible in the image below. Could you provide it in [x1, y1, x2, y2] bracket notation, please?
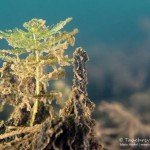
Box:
[96, 102, 150, 149]
[0, 18, 102, 149]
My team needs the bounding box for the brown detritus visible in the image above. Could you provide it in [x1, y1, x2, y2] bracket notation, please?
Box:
[35, 116, 102, 150]
[99, 102, 150, 138]
[97, 102, 150, 149]
[60, 48, 95, 120]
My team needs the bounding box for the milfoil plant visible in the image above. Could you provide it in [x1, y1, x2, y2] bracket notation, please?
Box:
[0, 18, 102, 150]
[0, 18, 78, 126]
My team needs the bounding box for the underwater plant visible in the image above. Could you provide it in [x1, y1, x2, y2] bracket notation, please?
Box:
[0, 18, 77, 126]
[0, 18, 103, 149]
[97, 102, 150, 149]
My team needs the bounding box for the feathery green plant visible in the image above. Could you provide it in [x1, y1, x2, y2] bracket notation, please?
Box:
[0, 18, 78, 126]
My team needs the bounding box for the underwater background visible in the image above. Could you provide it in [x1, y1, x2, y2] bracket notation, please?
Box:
[0, 0, 150, 104]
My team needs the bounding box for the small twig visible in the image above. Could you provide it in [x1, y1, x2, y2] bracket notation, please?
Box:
[0, 124, 41, 140]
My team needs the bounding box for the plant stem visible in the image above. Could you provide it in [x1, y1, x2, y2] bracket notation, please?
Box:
[30, 34, 40, 126]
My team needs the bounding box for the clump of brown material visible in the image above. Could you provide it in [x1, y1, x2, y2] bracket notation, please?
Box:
[97, 102, 150, 149]
[61, 48, 95, 118]
[0, 19, 102, 150]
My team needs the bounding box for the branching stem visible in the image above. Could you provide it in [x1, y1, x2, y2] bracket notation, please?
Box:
[30, 34, 40, 126]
